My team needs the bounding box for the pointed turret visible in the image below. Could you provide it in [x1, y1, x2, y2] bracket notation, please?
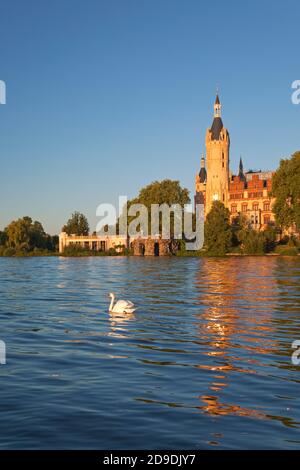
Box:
[211, 94, 223, 140]
[238, 157, 246, 181]
[198, 155, 207, 183]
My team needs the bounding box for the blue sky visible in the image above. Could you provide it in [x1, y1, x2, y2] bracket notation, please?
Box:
[0, 0, 299, 234]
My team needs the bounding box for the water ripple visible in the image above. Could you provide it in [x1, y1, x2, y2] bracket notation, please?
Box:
[0, 256, 300, 449]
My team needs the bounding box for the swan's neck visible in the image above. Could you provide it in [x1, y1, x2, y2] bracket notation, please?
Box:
[109, 294, 115, 311]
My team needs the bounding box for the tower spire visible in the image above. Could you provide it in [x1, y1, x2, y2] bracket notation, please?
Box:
[239, 156, 245, 181]
[214, 93, 221, 117]
[211, 93, 223, 140]
[239, 156, 243, 172]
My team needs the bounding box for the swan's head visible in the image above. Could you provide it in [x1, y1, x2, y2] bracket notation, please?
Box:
[109, 292, 114, 298]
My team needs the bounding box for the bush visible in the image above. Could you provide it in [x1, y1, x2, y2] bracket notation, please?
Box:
[237, 226, 277, 255]
[238, 229, 265, 254]
[275, 245, 299, 256]
[3, 247, 16, 257]
[62, 245, 92, 256]
[287, 236, 299, 248]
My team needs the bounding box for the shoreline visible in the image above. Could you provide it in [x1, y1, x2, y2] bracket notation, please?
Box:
[0, 252, 299, 259]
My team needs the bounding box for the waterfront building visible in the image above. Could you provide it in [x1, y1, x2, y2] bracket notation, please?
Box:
[59, 232, 128, 254]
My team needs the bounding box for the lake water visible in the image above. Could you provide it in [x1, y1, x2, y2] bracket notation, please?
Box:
[0, 256, 300, 449]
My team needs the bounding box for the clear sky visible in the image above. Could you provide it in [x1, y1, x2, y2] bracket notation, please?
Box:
[0, 0, 299, 234]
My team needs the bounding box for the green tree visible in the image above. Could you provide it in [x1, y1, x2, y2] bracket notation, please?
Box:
[5, 217, 32, 250]
[29, 220, 48, 249]
[263, 226, 277, 252]
[0, 230, 7, 246]
[63, 211, 89, 236]
[233, 214, 277, 254]
[272, 151, 300, 230]
[49, 235, 59, 251]
[204, 201, 232, 255]
[238, 228, 265, 254]
[120, 179, 190, 236]
[231, 213, 249, 247]
[5, 217, 53, 251]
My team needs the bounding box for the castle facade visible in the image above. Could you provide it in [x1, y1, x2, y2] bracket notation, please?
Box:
[195, 95, 275, 229]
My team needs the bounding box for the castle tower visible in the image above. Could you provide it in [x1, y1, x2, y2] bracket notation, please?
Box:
[195, 155, 207, 206]
[204, 94, 230, 215]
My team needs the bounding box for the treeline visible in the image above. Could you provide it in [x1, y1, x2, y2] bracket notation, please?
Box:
[201, 201, 299, 256]
[0, 217, 58, 256]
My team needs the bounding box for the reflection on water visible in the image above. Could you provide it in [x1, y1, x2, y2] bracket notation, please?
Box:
[0, 256, 300, 449]
[194, 258, 279, 418]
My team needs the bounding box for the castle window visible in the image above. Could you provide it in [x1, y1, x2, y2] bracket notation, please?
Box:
[263, 202, 270, 211]
[231, 205, 237, 214]
[264, 215, 271, 225]
[253, 203, 259, 211]
[248, 191, 263, 199]
[242, 203, 248, 212]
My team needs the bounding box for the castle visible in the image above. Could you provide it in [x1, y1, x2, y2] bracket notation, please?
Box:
[59, 95, 277, 255]
[195, 95, 275, 229]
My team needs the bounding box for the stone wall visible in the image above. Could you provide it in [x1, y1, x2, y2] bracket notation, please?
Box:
[132, 238, 171, 256]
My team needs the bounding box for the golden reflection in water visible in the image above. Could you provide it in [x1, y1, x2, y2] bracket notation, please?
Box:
[194, 258, 279, 417]
[198, 394, 266, 419]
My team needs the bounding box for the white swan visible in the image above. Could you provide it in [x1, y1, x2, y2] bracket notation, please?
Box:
[108, 292, 136, 314]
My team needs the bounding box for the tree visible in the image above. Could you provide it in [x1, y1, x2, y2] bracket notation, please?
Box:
[29, 220, 48, 249]
[204, 201, 232, 255]
[120, 179, 190, 236]
[63, 211, 89, 236]
[0, 231, 7, 246]
[231, 213, 249, 247]
[272, 151, 300, 230]
[231, 213, 277, 254]
[238, 228, 265, 254]
[5, 217, 32, 250]
[5, 217, 53, 251]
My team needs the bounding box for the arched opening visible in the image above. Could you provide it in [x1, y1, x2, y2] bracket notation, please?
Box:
[154, 242, 160, 256]
[139, 243, 145, 256]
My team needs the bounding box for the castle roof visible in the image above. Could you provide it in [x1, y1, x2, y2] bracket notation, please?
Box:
[210, 116, 224, 140]
[199, 166, 207, 183]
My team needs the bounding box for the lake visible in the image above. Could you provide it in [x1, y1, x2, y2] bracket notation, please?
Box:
[0, 256, 300, 449]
